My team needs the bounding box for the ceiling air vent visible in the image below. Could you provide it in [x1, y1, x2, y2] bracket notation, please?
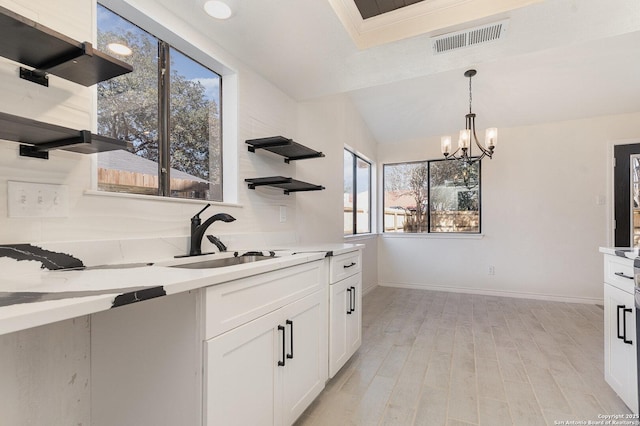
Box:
[432, 20, 509, 54]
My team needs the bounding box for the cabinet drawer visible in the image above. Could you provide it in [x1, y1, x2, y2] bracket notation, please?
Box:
[329, 251, 362, 284]
[204, 260, 323, 339]
[604, 255, 635, 293]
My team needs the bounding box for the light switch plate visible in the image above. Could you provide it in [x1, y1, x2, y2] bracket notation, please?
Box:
[279, 206, 287, 223]
[8, 181, 69, 218]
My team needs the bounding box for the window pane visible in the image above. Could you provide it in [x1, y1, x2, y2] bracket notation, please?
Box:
[356, 157, 371, 233]
[344, 150, 354, 235]
[96, 5, 159, 195]
[429, 160, 480, 233]
[383, 162, 428, 233]
[169, 48, 222, 201]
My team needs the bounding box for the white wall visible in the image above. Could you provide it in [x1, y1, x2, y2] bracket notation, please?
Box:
[296, 94, 379, 293]
[378, 111, 640, 303]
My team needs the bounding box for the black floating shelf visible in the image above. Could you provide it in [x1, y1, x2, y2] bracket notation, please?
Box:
[0, 5, 133, 87]
[0, 111, 132, 159]
[246, 136, 324, 163]
[245, 177, 325, 195]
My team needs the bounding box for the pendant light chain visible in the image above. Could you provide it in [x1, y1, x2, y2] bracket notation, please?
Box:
[468, 74, 473, 115]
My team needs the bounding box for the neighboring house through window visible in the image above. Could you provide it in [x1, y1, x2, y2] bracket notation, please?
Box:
[344, 149, 372, 235]
[383, 159, 481, 233]
[96, 4, 222, 201]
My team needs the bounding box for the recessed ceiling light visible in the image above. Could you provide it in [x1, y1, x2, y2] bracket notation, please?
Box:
[107, 43, 133, 56]
[204, 0, 232, 19]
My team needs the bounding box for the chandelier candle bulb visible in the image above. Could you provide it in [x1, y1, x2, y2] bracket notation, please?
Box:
[485, 128, 497, 149]
[459, 129, 471, 149]
[441, 136, 452, 155]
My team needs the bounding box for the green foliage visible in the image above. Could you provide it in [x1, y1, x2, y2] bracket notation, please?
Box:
[97, 30, 159, 159]
[97, 30, 221, 184]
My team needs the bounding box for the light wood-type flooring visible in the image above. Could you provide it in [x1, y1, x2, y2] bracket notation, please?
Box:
[296, 286, 632, 426]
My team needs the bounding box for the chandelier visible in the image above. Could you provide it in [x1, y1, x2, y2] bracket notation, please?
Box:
[440, 69, 497, 164]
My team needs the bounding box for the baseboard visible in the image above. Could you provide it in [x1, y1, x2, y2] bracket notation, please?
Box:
[362, 283, 377, 296]
[378, 281, 604, 305]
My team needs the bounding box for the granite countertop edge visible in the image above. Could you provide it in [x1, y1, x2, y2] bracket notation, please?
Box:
[0, 243, 362, 336]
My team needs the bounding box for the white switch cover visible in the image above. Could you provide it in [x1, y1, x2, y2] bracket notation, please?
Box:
[8, 181, 69, 218]
[279, 206, 287, 223]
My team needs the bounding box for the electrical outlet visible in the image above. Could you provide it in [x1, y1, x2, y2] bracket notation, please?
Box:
[279, 206, 287, 223]
[8, 181, 69, 218]
[488, 266, 495, 275]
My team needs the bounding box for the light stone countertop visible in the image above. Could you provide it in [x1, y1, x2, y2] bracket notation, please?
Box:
[0, 243, 362, 336]
[599, 246, 639, 260]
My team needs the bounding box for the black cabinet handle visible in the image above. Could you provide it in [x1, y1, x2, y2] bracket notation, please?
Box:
[350, 286, 356, 313]
[623, 308, 633, 345]
[617, 305, 625, 340]
[346, 288, 353, 314]
[277, 325, 286, 366]
[344, 262, 356, 269]
[286, 320, 294, 359]
[614, 272, 634, 280]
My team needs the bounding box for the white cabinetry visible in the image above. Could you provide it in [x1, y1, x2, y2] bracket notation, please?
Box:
[603, 254, 638, 413]
[328, 250, 362, 378]
[91, 259, 327, 426]
[204, 260, 327, 426]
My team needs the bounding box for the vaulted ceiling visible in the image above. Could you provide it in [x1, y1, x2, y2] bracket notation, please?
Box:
[151, 0, 640, 144]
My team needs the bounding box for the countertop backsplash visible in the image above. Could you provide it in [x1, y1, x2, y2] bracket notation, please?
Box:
[0, 231, 298, 282]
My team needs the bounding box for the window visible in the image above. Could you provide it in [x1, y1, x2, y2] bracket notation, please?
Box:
[344, 149, 371, 235]
[383, 159, 480, 233]
[96, 5, 222, 201]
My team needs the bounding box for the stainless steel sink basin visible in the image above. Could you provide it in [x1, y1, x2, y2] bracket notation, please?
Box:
[169, 255, 276, 269]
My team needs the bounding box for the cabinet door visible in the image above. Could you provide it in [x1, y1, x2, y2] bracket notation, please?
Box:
[604, 283, 638, 413]
[329, 277, 349, 378]
[205, 307, 282, 426]
[280, 289, 328, 425]
[329, 273, 361, 378]
[347, 275, 362, 360]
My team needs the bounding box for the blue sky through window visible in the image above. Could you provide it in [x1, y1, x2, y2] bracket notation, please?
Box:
[97, 4, 221, 105]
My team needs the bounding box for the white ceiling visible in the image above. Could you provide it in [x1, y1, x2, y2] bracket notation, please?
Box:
[156, 0, 640, 144]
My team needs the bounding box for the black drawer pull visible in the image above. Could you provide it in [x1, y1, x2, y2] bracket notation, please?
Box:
[350, 286, 356, 313]
[346, 288, 353, 314]
[344, 262, 356, 269]
[277, 325, 286, 366]
[617, 305, 625, 340]
[286, 320, 294, 359]
[623, 307, 633, 345]
[614, 271, 634, 280]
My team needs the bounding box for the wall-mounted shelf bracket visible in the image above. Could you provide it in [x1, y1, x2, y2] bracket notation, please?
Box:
[20, 130, 92, 159]
[246, 136, 324, 163]
[0, 112, 131, 160]
[20, 67, 48, 87]
[245, 176, 325, 195]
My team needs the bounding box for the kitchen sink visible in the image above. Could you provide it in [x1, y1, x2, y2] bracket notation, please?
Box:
[168, 254, 276, 269]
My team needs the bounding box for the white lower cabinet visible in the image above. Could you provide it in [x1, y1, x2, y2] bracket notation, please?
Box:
[327, 250, 362, 378]
[329, 273, 361, 377]
[205, 285, 327, 426]
[91, 259, 327, 426]
[604, 281, 638, 413]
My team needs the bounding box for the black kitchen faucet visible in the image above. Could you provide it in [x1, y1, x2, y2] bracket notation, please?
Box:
[189, 204, 235, 256]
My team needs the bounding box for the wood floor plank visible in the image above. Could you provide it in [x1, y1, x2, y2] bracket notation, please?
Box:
[296, 287, 631, 426]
